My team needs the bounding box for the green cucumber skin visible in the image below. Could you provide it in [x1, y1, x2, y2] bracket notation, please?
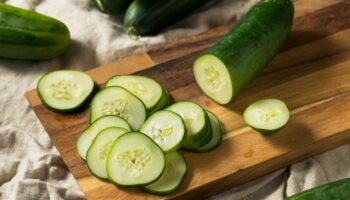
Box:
[287, 178, 350, 200]
[37, 70, 98, 113]
[92, 0, 131, 15]
[0, 3, 70, 60]
[198, 0, 294, 104]
[124, 0, 211, 36]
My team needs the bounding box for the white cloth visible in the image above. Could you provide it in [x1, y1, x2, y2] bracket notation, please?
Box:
[0, 0, 349, 199]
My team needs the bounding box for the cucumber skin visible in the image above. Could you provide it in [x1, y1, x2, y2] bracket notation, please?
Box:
[124, 0, 211, 36]
[287, 178, 350, 200]
[142, 152, 188, 196]
[197, 0, 294, 104]
[92, 0, 131, 15]
[37, 70, 98, 113]
[0, 3, 70, 60]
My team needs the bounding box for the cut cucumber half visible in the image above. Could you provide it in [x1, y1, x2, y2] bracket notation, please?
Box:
[193, 111, 222, 152]
[90, 86, 147, 131]
[140, 110, 186, 152]
[243, 98, 290, 134]
[86, 127, 128, 179]
[105, 75, 163, 113]
[77, 115, 131, 160]
[143, 151, 187, 195]
[107, 132, 165, 187]
[37, 70, 95, 112]
[166, 102, 209, 148]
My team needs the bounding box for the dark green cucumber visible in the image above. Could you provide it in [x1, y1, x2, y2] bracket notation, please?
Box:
[0, 3, 70, 60]
[287, 178, 350, 200]
[193, 0, 294, 104]
[124, 0, 211, 36]
[93, 0, 131, 15]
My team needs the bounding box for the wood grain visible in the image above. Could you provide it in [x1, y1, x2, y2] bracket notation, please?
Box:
[24, 0, 350, 199]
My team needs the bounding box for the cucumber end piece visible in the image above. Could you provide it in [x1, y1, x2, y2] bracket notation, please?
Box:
[127, 26, 140, 40]
[193, 54, 233, 105]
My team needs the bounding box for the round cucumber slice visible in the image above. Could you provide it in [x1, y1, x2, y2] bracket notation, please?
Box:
[105, 75, 163, 112]
[37, 70, 95, 112]
[143, 151, 187, 195]
[243, 98, 290, 134]
[140, 110, 186, 152]
[86, 127, 129, 179]
[148, 88, 171, 115]
[193, 54, 233, 105]
[107, 132, 165, 187]
[182, 119, 212, 151]
[166, 101, 209, 147]
[77, 115, 131, 160]
[90, 86, 147, 131]
[193, 111, 222, 152]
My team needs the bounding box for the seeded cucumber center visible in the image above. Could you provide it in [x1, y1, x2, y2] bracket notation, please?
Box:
[49, 78, 81, 101]
[117, 148, 151, 177]
[121, 80, 152, 101]
[193, 54, 233, 104]
[101, 99, 130, 120]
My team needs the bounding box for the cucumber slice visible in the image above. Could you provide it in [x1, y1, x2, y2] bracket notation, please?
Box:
[193, 111, 222, 152]
[182, 119, 212, 151]
[148, 88, 171, 115]
[143, 151, 187, 195]
[86, 127, 128, 179]
[166, 102, 209, 148]
[243, 98, 290, 134]
[37, 70, 95, 112]
[193, 0, 293, 104]
[107, 132, 165, 187]
[140, 110, 186, 152]
[105, 75, 163, 113]
[77, 115, 131, 160]
[90, 86, 147, 131]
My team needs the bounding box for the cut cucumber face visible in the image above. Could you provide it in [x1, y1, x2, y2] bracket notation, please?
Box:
[166, 101, 208, 142]
[106, 75, 163, 113]
[243, 98, 290, 134]
[77, 115, 131, 160]
[90, 86, 146, 131]
[140, 110, 186, 152]
[193, 55, 233, 105]
[107, 132, 165, 187]
[143, 151, 187, 195]
[37, 70, 95, 112]
[193, 111, 222, 152]
[86, 127, 128, 179]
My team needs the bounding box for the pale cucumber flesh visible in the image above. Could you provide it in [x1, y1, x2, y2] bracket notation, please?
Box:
[143, 151, 187, 195]
[77, 115, 131, 160]
[37, 70, 95, 112]
[107, 132, 165, 186]
[90, 86, 147, 131]
[243, 98, 290, 133]
[86, 127, 128, 179]
[140, 110, 186, 152]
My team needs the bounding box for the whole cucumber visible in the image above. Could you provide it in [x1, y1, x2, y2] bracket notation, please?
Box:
[193, 0, 294, 104]
[124, 0, 212, 36]
[287, 178, 350, 200]
[93, 0, 131, 15]
[0, 3, 70, 60]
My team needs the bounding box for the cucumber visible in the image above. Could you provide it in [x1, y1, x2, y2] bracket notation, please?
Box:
[192, 111, 222, 152]
[140, 110, 186, 152]
[90, 86, 147, 131]
[143, 151, 187, 195]
[287, 178, 350, 200]
[243, 98, 290, 134]
[86, 127, 128, 179]
[193, 0, 294, 104]
[93, 0, 131, 15]
[77, 115, 131, 160]
[181, 119, 212, 151]
[37, 70, 95, 113]
[107, 132, 165, 187]
[0, 3, 70, 60]
[105, 75, 163, 113]
[124, 0, 211, 36]
[166, 101, 211, 150]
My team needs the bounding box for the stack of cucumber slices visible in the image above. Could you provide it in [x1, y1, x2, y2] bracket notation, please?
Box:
[37, 70, 223, 195]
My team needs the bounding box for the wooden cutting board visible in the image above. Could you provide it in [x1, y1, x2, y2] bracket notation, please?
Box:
[25, 0, 350, 199]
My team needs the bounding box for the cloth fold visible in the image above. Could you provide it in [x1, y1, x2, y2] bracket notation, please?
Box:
[0, 0, 349, 199]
